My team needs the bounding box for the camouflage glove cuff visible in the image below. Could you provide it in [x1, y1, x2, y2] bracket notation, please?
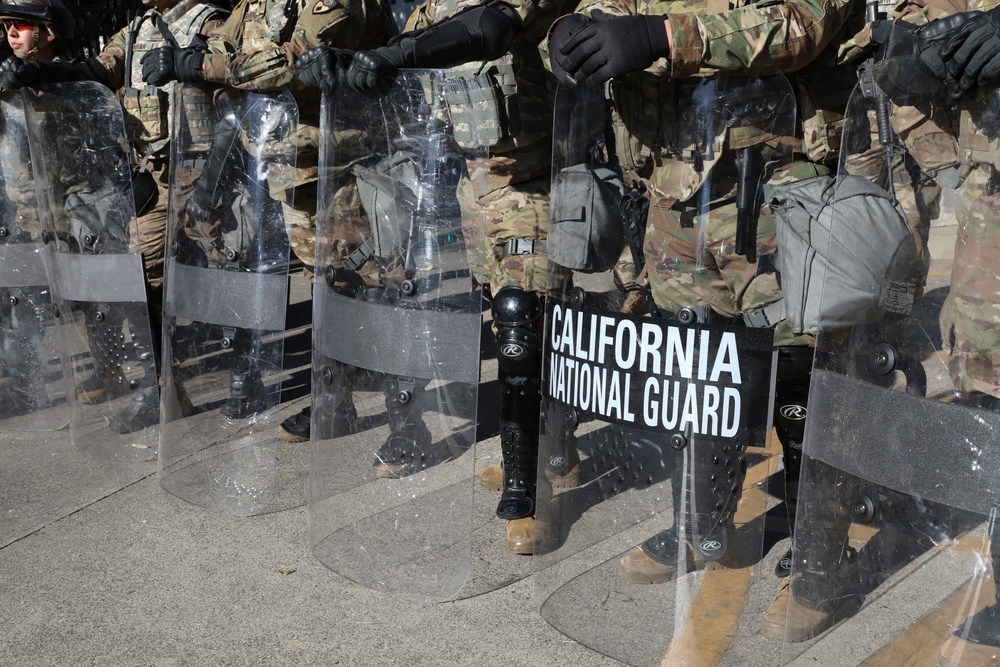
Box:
[296, 46, 354, 91]
[347, 47, 404, 93]
[552, 10, 670, 88]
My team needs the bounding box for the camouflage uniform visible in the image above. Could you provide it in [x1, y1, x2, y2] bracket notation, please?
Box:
[566, 0, 863, 347]
[407, 0, 570, 294]
[198, 0, 397, 270]
[86, 0, 228, 291]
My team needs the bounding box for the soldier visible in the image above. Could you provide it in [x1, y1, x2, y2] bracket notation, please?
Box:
[546, 0, 861, 586]
[766, 5, 1000, 660]
[138, 0, 397, 421]
[0, 0, 75, 425]
[0, 0, 231, 432]
[299, 0, 579, 553]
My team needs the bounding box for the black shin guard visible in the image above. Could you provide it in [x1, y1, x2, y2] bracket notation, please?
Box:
[493, 287, 544, 521]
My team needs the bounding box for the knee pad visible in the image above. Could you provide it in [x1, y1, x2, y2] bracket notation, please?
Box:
[493, 286, 543, 379]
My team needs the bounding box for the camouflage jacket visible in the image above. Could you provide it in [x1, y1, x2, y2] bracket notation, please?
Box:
[407, 0, 576, 189]
[200, 0, 396, 177]
[87, 0, 228, 158]
[555, 0, 863, 203]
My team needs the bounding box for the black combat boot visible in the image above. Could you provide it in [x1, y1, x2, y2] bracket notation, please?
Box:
[373, 376, 433, 478]
[619, 434, 745, 584]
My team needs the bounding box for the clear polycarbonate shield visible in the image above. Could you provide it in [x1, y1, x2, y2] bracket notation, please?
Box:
[22, 82, 158, 459]
[535, 74, 796, 665]
[159, 87, 298, 516]
[309, 70, 484, 602]
[779, 39, 1000, 666]
[0, 92, 67, 431]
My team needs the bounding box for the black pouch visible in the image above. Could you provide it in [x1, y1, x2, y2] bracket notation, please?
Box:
[132, 166, 157, 217]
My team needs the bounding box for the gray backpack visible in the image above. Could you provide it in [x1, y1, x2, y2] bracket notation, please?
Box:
[767, 174, 922, 334]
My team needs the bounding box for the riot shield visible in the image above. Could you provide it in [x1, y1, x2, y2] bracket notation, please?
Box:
[309, 70, 484, 602]
[776, 38, 1000, 666]
[0, 92, 67, 431]
[22, 82, 158, 459]
[159, 87, 298, 516]
[535, 74, 796, 665]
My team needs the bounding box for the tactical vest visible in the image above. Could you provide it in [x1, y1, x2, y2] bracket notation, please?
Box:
[239, 0, 300, 53]
[427, 0, 553, 150]
[121, 0, 225, 157]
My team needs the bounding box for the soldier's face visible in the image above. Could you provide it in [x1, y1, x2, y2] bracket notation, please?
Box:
[4, 21, 55, 61]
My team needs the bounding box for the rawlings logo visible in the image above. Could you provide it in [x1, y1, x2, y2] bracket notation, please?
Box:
[700, 540, 723, 553]
[507, 376, 528, 386]
[549, 456, 567, 467]
[500, 343, 525, 358]
[779, 404, 807, 421]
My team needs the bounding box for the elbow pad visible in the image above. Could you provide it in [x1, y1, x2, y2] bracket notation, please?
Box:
[394, 0, 524, 69]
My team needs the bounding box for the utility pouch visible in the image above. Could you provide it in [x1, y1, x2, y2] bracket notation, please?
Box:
[549, 164, 627, 272]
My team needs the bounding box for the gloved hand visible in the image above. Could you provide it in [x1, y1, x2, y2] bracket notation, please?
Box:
[935, 9, 1000, 92]
[296, 46, 354, 90]
[869, 18, 957, 100]
[180, 186, 217, 226]
[0, 57, 82, 89]
[141, 46, 204, 86]
[347, 46, 405, 93]
[549, 9, 670, 87]
[547, 14, 593, 86]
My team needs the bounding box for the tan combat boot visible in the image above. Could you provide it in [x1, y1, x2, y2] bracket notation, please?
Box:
[761, 574, 859, 641]
[618, 547, 682, 585]
[507, 517, 534, 555]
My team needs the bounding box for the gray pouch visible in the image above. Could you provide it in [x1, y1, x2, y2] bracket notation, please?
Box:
[768, 173, 921, 334]
[549, 164, 627, 273]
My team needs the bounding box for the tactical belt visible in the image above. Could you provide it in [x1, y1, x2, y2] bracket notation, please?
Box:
[682, 301, 785, 328]
[503, 237, 546, 257]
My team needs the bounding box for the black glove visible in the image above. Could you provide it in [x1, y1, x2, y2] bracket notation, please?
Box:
[936, 9, 1000, 92]
[141, 46, 204, 86]
[869, 18, 956, 101]
[0, 57, 83, 89]
[347, 47, 405, 93]
[296, 46, 354, 90]
[550, 10, 670, 87]
[180, 185, 217, 225]
[547, 14, 592, 86]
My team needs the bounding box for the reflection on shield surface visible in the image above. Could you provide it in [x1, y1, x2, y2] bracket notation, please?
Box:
[534, 76, 799, 664]
[309, 70, 487, 602]
[159, 88, 301, 516]
[23, 82, 158, 459]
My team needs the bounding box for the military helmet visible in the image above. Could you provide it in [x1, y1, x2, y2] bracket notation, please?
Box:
[0, 0, 75, 40]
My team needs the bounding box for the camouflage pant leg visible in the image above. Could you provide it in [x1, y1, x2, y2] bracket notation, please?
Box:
[135, 166, 172, 291]
[281, 179, 318, 270]
[461, 177, 557, 294]
[644, 160, 821, 347]
[940, 164, 1000, 396]
[318, 178, 381, 288]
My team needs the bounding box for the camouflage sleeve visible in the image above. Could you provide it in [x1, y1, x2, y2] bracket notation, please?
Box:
[87, 25, 130, 89]
[667, 0, 854, 77]
[201, 0, 362, 91]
